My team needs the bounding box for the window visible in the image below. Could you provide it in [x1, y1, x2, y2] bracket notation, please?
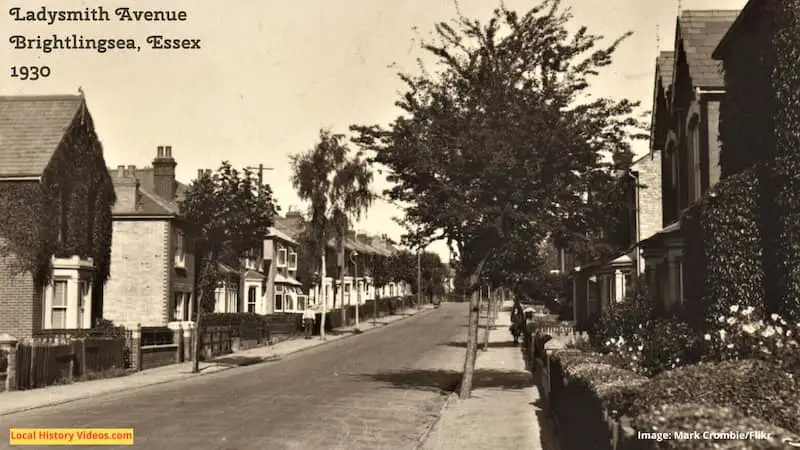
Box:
[344, 283, 351, 304]
[247, 286, 257, 313]
[51, 280, 68, 329]
[297, 295, 306, 311]
[688, 121, 702, 202]
[174, 229, 186, 269]
[277, 248, 287, 267]
[275, 284, 284, 311]
[285, 289, 295, 311]
[288, 251, 298, 271]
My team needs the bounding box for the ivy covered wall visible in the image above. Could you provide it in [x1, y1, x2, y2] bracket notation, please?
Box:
[0, 104, 116, 326]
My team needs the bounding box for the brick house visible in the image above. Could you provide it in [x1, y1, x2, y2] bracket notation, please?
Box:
[567, 151, 663, 327]
[261, 226, 305, 313]
[0, 94, 115, 338]
[638, 10, 738, 312]
[103, 146, 197, 329]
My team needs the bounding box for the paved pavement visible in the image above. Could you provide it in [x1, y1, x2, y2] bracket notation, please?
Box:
[0, 304, 466, 450]
[420, 301, 558, 450]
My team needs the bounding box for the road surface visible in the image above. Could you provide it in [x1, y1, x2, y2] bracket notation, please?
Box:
[1, 303, 469, 450]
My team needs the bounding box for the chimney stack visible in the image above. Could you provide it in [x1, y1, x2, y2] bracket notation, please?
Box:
[127, 165, 136, 177]
[116, 165, 124, 177]
[197, 169, 204, 179]
[152, 145, 177, 200]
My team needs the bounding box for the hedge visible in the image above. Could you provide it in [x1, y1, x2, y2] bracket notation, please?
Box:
[680, 168, 765, 332]
[632, 403, 799, 449]
[627, 359, 800, 434]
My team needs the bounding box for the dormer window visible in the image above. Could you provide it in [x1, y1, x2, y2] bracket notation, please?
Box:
[288, 251, 298, 271]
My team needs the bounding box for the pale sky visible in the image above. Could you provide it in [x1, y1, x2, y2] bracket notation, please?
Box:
[1, 0, 747, 262]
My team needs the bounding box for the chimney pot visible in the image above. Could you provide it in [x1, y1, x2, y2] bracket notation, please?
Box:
[116, 165, 125, 177]
[197, 169, 204, 179]
[157, 146, 164, 158]
[164, 146, 172, 158]
[127, 165, 136, 177]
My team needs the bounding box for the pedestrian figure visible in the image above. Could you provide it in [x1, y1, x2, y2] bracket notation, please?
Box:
[509, 303, 524, 345]
[303, 304, 316, 339]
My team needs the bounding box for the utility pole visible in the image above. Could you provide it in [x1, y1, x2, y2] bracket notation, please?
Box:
[246, 164, 274, 192]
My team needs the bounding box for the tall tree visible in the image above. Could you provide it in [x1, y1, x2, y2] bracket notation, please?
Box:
[290, 129, 375, 336]
[351, 1, 644, 398]
[179, 162, 278, 373]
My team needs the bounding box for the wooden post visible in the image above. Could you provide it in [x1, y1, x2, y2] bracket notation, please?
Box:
[79, 338, 88, 381]
[175, 325, 184, 363]
[0, 334, 19, 392]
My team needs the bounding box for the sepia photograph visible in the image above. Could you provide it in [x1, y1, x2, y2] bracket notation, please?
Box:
[1, 0, 799, 448]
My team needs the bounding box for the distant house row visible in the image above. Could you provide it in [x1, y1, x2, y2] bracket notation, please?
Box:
[0, 94, 409, 339]
[548, 2, 777, 328]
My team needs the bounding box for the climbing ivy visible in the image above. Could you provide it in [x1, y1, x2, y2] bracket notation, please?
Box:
[0, 104, 115, 322]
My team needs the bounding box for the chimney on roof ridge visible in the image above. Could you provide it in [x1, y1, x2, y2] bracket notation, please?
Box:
[152, 145, 177, 201]
[197, 169, 204, 179]
[127, 165, 136, 177]
[116, 165, 124, 177]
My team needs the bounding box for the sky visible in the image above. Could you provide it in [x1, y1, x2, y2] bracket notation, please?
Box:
[1, 0, 748, 262]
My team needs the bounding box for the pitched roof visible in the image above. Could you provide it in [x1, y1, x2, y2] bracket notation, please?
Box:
[0, 95, 84, 177]
[675, 10, 740, 88]
[713, 0, 763, 59]
[657, 51, 675, 94]
[267, 227, 298, 245]
[108, 167, 182, 217]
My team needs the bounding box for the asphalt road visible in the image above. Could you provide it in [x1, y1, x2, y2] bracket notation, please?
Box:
[1, 303, 469, 450]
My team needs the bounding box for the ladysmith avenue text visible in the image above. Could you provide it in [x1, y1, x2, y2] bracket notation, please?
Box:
[9, 6, 188, 24]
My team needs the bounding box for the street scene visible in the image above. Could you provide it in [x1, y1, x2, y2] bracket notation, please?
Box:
[2, 0, 800, 448]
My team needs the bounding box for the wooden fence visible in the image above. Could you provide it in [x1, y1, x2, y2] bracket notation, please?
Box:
[12, 336, 126, 391]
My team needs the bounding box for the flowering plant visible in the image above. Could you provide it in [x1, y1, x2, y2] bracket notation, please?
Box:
[602, 318, 696, 377]
[703, 304, 800, 373]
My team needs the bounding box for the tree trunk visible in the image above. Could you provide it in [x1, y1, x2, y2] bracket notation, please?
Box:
[339, 242, 346, 327]
[192, 252, 215, 374]
[320, 249, 327, 340]
[482, 287, 493, 352]
[458, 253, 491, 399]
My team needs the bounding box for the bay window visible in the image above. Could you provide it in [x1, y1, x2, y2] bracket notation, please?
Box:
[288, 251, 298, 271]
[51, 279, 68, 329]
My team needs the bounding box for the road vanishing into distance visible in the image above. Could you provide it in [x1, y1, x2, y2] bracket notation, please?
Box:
[0, 303, 470, 450]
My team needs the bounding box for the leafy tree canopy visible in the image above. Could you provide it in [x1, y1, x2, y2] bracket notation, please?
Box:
[351, 0, 646, 291]
[179, 161, 278, 311]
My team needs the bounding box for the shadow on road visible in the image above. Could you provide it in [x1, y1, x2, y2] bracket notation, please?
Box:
[210, 356, 266, 367]
[442, 341, 518, 349]
[361, 368, 534, 393]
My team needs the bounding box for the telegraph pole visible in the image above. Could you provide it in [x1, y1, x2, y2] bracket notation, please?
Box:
[246, 164, 274, 191]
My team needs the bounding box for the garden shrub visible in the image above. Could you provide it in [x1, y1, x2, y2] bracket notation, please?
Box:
[562, 361, 648, 418]
[702, 304, 800, 375]
[628, 359, 800, 433]
[694, 169, 766, 331]
[632, 403, 800, 449]
[589, 278, 652, 351]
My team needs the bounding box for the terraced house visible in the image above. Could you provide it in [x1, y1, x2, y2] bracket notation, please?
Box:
[0, 94, 115, 338]
[104, 146, 197, 329]
[638, 9, 738, 312]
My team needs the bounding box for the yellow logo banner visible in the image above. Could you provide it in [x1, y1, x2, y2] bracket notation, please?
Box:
[9, 428, 134, 446]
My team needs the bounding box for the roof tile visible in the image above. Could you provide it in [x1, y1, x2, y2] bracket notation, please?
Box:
[677, 10, 740, 88]
[0, 95, 84, 177]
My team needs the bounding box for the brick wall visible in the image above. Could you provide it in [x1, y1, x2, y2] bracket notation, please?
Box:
[0, 250, 38, 339]
[104, 219, 170, 328]
[635, 150, 663, 243]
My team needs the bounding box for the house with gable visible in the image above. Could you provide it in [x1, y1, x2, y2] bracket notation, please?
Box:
[638, 9, 738, 312]
[0, 94, 115, 338]
[103, 146, 198, 329]
[261, 223, 305, 314]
